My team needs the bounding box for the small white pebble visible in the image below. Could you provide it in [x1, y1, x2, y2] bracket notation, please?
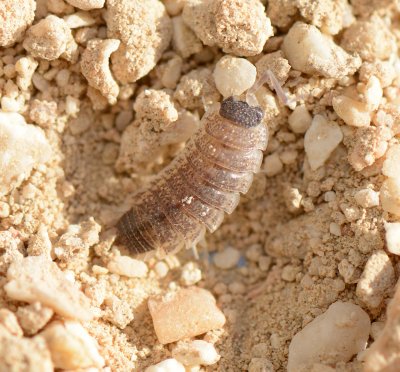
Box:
[364, 75, 383, 111]
[258, 256, 271, 272]
[287, 301, 370, 372]
[92, 265, 108, 275]
[380, 178, 400, 217]
[304, 115, 343, 170]
[0, 201, 10, 218]
[107, 256, 148, 278]
[288, 105, 312, 134]
[245, 244, 263, 262]
[65, 96, 80, 116]
[382, 144, 400, 179]
[154, 261, 169, 278]
[180, 262, 202, 286]
[145, 358, 185, 372]
[332, 95, 371, 127]
[356, 250, 395, 308]
[329, 222, 342, 236]
[263, 153, 283, 177]
[279, 150, 298, 165]
[213, 56, 257, 97]
[354, 189, 379, 208]
[172, 340, 220, 366]
[281, 265, 298, 282]
[384, 222, 400, 255]
[228, 281, 246, 294]
[324, 191, 336, 202]
[63, 11, 96, 28]
[213, 247, 241, 269]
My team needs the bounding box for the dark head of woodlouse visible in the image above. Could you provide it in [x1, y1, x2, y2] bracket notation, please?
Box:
[219, 97, 264, 128]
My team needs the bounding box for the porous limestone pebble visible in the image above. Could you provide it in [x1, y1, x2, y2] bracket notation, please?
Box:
[288, 105, 312, 134]
[332, 95, 371, 127]
[0, 309, 23, 337]
[248, 358, 274, 372]
[384, 222, 400, 255]
[40, 321, 105, 370]
[23, 15, 78, 61]
[213, 247, 241, 269]
[5, 255, 93, 321]
[180, 262, 202, 286]
[172, 16, 203, 58]
[382, 144, 400, 179]
[65, 0, 105, 10]
[0, 112, 52, 197]
[148, 287, 226, 344]
[16, 302, 54, 336]
[356, 250, 395, 308]
[364, 76, 383, 111]
[380, 178, 400, 217]
[213, 56, 257, 98]
[263, 153, 283, 177]
[172, 340, 220, 366]
[354, 189, 379, 208]
[283, 22, 361, 79]
[183, 0, 273, 57]
[107, 0, 172, 83]
[341, 16, 396, 62]
[107, 255, 148, 278]
[145, 358, 185, 372]
[364, 283, 400, 372]
[304, 115, 343, 170]
[103, 295, 135, 329]
[63, 11, 96, 28]
[81, 38, 121, 105]
[0, 0, 36, 47]
[287, 301, 370, 372]
[0, 330, 53, 371]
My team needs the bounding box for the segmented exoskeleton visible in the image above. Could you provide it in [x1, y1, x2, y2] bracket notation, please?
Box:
[116, 97, 268, 256]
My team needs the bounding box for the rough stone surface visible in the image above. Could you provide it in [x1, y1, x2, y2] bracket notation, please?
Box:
[148, 287, 226, 344]
[5, 256, 93, 321]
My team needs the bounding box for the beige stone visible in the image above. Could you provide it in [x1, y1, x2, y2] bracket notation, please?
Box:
[148, 287, 226, 344]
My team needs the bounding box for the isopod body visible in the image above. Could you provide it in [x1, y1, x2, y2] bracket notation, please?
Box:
[116, 97, 268, 256]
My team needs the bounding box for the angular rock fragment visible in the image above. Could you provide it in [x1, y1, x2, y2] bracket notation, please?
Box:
[304, 115, 343, 170]
[5, 256, 93, 321]
[40, 321, 105, 370]
[283, 22, 361, 79]
[148, 287, 226, 344]
[0, 112, 52, 197]
[288, 301, 370, 372]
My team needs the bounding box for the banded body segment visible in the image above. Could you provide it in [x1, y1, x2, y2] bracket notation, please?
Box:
[116, 98, 268, 256]
[205, 111, 268, 151]
[192, 132, 264, 173]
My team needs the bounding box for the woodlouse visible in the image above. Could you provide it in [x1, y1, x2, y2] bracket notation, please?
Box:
[116, 96, 268, 256]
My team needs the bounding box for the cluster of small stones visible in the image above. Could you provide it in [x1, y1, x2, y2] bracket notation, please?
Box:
[1, 0, 400, 370]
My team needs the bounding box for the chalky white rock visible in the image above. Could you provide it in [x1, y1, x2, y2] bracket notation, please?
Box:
[384, 222, 400, 255]
[283, 22, 361, 79]
[213, 56, 257, 97]
[287, 301, 370, 372]
[304, 115, 343, 170]
[172, 340, 220, 366]
[107, 255, 148, 278]
[145, 358, 185, 372]
[0, 112, 52, 197]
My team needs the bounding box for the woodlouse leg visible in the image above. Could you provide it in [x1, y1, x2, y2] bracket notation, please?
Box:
[247, 69, 295, 108]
